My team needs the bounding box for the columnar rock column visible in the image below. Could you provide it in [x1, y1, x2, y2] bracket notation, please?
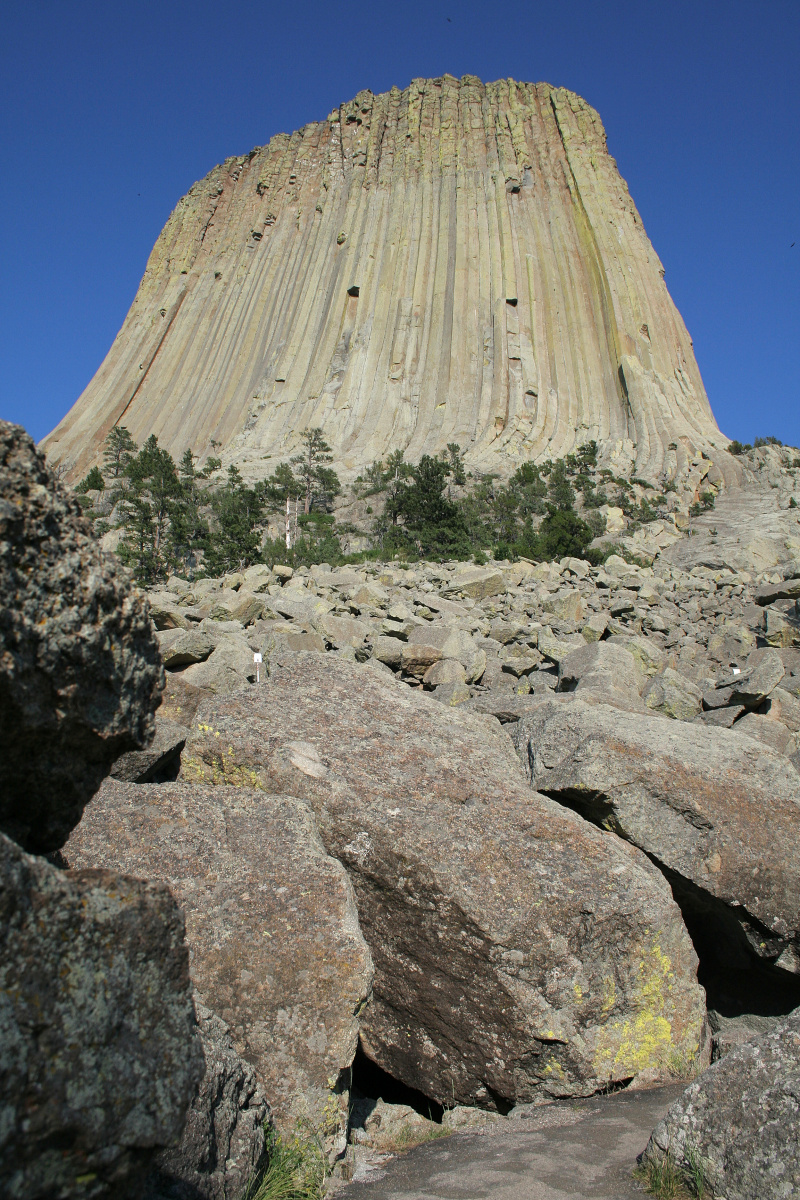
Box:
[44, 76, 731, 484]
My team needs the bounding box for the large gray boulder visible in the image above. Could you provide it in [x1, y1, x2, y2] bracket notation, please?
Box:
[65, 781, 374, 1155]
[180, 635, 257, 694]
[512, 697, 800, 1011]
[180, 654, 707, 1109]
[557, 641, 644, 709]
[144, 1004, 269, 1200]
[0, 421, 163, 852]
[644, 1007, 800, 1200]
[0, 832, 202, 1200]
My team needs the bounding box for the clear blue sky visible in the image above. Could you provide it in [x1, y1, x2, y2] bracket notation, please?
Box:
[1, 0, 798, 448]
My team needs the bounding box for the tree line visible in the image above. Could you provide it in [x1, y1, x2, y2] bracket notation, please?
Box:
[76, 426, 342, 584]
[76, 429, 674, 581]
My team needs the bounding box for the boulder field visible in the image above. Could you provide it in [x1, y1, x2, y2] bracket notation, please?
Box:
[177, 654, 707, 1107]
[3, 414, 800, 1197]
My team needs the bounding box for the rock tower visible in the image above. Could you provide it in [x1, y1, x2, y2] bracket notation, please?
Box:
[44, 76, 730, 482]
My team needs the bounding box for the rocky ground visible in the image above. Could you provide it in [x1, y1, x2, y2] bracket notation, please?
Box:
[3, 417, 800, 1200]
[132, 448, 800, 1195]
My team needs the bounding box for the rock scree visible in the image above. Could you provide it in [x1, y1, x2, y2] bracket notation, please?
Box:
[512, 696, 800, 1014]
[143, 1003, 270, 1200]
[0, 421, 202, 1200]
[644, 1005, 800, 1200]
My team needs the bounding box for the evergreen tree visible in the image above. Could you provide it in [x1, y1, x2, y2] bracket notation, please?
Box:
[290, 428, 340, 513]
[547, 460, 576, 511]
[524, 508, 593, 561]
[169, 449, 211, 575]
[444, 443, 467, 486]
[74, 465, 105, 493]
[116, 435, 182, 584]
[509, 462, 547, 516]
[384, 454, 470, 560]
[382, 449, 413, 518]
[102, 426, 137, 480]
[205, 465, 266, 574]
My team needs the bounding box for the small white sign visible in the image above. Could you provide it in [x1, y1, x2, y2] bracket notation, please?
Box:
[253, 652, 263, 663]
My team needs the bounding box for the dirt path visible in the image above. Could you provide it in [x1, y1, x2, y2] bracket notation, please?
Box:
[339, 1084, 686, 1199]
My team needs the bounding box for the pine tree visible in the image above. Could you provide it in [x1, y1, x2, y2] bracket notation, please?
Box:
[384, 454, 470, 560]
[74, 465, 105, 494]
[290, 428, 340, 513]
[102, 426, 137, 480]
[116, 435, 181, 584]
[169, 449, 210, 575]
[205, 465, 266, 574]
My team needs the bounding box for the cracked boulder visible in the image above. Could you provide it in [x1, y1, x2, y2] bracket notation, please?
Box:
[179, 654, 707, 1109]
[512, 696, 800, 1012]
[644, 1006, 800, 1200]
[0, 420, 163, 853]
[65, 781, 373, 1154]
[0, 832, 202, 1200]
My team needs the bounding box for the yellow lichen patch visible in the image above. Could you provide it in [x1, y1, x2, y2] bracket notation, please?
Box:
[592, 940, 683, 1077]
[181, 754, 264, 790]
[601, 974, 616, 1014]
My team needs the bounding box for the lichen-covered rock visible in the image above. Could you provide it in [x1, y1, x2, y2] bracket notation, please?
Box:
[643, 667, 703, 721]
[65, 781, 373, 1153]
[512, 697, 800, 1001]
[180, 635, 257, 694]
[644, 1007, 800, 1200]
[145, 1004, 269, 1200]
[0, 420, 163, 852]
[0, 831, 202, 1200]
[179, 654, 707, 1109]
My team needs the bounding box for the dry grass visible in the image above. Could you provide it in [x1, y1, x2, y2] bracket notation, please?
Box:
[242, 1125, 328, 1200]
[634, 1146, 711, 1199]
[377, 1122, 452, 1154]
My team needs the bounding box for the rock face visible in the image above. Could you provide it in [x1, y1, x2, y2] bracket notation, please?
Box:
[180, 654, 707, 1109]
[0, 420, 163, 853]
[644, 1007, 800, 1200]
[44, 77, 730, 485]
[0, 831, 202, 1200]
[145, 1004, 269, 1200]
[512, 697, 800, 1012]
[65, 780, 374, 1151]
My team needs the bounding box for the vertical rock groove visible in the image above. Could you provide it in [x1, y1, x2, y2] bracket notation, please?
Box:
[44, 76, 728, 482]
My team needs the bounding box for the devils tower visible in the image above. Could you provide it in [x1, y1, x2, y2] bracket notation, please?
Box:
[44, 76, 730, 483]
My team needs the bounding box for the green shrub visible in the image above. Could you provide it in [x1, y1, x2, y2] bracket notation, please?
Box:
[525, 508, 593, 561]
[74, 465, 105, 493]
